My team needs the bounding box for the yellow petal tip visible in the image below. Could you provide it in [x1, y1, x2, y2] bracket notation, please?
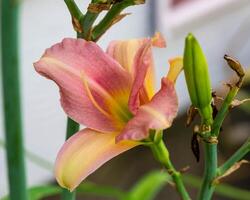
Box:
[167, 57, 183, 83]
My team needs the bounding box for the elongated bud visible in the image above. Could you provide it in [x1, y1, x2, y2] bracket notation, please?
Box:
[183, 33, 213, 124]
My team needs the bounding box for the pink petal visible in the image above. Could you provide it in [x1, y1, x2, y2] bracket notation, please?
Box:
[107, 39, 142, 74]
[128, 40, 153, 114]
[34, 38, 132, 133]
[55, 128, 138, 191]
[107, 33, 166, 115]
[116, 78, 178, 142]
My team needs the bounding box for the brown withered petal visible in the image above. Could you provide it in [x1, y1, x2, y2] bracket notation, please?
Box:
[186, 105, 198, 127]
[230, 98, 250, 109]
[88, 3, 111, 13]
[213, 160, 249, 185]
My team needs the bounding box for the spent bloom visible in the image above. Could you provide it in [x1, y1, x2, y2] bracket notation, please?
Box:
[34, 33, 183, 191]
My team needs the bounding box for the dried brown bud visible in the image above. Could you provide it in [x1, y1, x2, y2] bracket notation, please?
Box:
[224, 55, 245, 87]
[224, 55, 245, 78]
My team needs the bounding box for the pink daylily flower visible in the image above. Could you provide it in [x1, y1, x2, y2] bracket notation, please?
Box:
[34, 33, 183, 191]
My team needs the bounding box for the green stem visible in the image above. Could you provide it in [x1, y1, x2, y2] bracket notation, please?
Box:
[64, 0, 83, 21]
[198, 84, 241, 199]
[198, 143, 217, 200]
[61, 189, 76, 200]
[212, 86, 239, 137]
[199, 75, 242, 200]
[217, 138, 250, 178]
[198, 108, 218, 200]
[91, 0, 138, 41]
[1, 1, 28, 200]
[61, 118, 80, 200]
[150, 140, 191, 200]
[65, 118, 80, 140]
[197, 84, 245, 200]
[81, 10, 99, 39]
[64, 0, 100, 40]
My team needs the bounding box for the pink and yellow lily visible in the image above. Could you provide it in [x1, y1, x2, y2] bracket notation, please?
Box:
[34, 33, 183, 191]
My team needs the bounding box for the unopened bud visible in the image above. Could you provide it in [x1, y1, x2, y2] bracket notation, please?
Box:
[183, 33, 213, 124]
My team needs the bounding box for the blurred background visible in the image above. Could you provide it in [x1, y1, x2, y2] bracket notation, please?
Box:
[0, 0, 250, 199]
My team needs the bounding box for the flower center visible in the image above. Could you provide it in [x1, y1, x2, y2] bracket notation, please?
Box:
[106, 91, 133, 128]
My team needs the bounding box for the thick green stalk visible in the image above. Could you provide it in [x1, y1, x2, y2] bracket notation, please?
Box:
[1, 0, 28, 199]
[150, 140, 191, 200]
[198, 113, 218, 200]
[198, 143, 217, 200]
[199, 83, 240, 199]
[61, 118, 80, 200]
[216, 138, 250, 178]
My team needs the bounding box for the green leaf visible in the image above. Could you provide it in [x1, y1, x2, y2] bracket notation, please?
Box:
[29, 185, 61, 200]
[77, 182, 126, 199]
[126, 171, 171, 200]
[1, 185, 61, 200]
[1, 183, 126, 200]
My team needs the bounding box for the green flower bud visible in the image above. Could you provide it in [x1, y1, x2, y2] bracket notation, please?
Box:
[183, 33, 213, 124]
